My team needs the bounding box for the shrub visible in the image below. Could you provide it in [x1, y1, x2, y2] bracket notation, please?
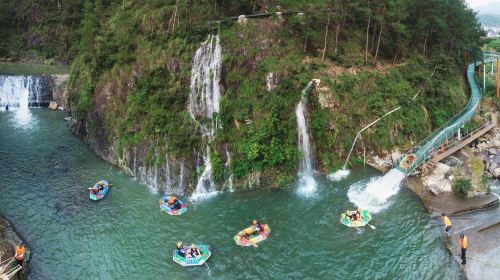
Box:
[452, 178, 471, 196]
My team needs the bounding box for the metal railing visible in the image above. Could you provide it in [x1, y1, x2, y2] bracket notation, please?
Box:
[395, 58, 485, 175]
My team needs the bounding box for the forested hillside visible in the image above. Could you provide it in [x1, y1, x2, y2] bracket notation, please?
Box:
[0, 0, 486, 191]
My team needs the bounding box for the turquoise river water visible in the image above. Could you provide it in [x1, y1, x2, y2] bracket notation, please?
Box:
[0, 109, 463, 279]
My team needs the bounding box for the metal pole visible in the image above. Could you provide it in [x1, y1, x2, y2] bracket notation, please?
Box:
[457, 127, 461, 141]
[483, 60, 486, 93]
[497, 58, 499, 98]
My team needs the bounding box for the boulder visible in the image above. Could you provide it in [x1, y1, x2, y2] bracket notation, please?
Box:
[493, 168, 500, 178]
[391, 149, 402, 163]
[443, 156, 463, 167]
[477, 142, 489, 151]
[48, 101, 58, 110]
[237, 15, 247, 24]
[266, 72, 279, 92]
[424, 177, 452, 194]
[433, 162, 450, 178]
[492, 139, 500, 147]
[423, 162, 452, 194]
[488, 162, 498, 175]
[493, 156, 500, 165]
[488, 147, 497, 155]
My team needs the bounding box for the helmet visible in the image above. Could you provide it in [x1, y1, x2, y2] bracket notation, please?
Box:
[191, 244, 196, 249]
[177, 241, 183, 247]
[18, 241, 23, 246]
[98, 180, 103, 185]
[460, 234, 464, 238]
[252, 220, 258, 225]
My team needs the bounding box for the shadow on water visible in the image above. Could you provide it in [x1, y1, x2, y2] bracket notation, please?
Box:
[0, 109, 465, 279]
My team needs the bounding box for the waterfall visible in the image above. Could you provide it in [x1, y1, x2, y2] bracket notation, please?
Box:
[347, 168, 405, 213]
[295, 80, 319, 195]
[188, 34, 222, 200]
[0, 75, 45, 110]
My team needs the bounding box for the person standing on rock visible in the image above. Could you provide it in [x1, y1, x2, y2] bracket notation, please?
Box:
[441, 213, 452, 238]
[15, 241, 25, 267]
[459, 234, 467, 265]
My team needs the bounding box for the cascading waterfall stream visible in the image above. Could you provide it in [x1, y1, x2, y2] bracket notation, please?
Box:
[0, 75, 43, 109]
[0, 75, 45, 127]
[295, 79, 319, 195]
[188, 34, 222, 200]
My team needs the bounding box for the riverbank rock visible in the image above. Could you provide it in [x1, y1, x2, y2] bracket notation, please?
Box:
[423, 162, 452, 194]
[48, 101, 58, 110]
[50, 74, 69, 109]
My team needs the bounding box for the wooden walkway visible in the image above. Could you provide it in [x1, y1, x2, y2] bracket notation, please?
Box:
[429, 113, 497, 165]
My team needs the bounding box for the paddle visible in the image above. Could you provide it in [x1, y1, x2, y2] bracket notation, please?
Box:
[367, 223, 376, 230]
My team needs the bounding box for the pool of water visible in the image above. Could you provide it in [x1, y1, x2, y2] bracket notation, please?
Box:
[0, 109, 463, 279]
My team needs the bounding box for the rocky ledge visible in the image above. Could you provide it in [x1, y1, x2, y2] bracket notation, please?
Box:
[0, 215, 28, 279]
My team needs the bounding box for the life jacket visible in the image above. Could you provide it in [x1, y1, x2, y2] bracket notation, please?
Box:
[443, 216, 452, 227]
[176, 246, 186, 256]
[173, 200, 182, 209]
[15, 246, 25, 260]
[460, 236, 468, 249]
[244, 227, 254, 235]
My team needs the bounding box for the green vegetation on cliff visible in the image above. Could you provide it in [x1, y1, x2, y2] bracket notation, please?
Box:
[0, 0, 486, 189]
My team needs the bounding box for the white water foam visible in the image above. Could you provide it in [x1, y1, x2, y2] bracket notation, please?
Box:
[328, 169, 351, 182]
[296, 175, 318, 197]
[347, 169, 405, 213]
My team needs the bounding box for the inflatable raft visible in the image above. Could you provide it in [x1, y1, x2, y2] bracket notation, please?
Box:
[340, 210, 372, 227]
[159, 196, 187, 215]
[234, 224, 271, 246]
[172, 244, 211, 267]
[89, 179, 109, 201]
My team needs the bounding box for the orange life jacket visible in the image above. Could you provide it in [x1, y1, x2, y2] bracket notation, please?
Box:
[15, 246, 25, 260]
[460, 236, 468, 249]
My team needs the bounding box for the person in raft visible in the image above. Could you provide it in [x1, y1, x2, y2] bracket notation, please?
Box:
[459, 234, 468, 265]
[15, 241, 25, 268]
[441, 213, 452, 237]
[355, 208, 364, 221]
[166, 196, 182, 210]
[252, 220, 263, 234]
[175, 241, 186, 257]
[88, 180, 105, 194]
[186, 244, 201, 258]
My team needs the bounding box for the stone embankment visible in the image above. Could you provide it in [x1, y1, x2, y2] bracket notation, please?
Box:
[406, 123, 500, 280]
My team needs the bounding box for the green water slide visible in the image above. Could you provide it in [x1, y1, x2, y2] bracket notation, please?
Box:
[396, 51, 499, 175]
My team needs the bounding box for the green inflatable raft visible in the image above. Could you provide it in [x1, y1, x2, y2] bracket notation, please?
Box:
[172, 244, 211, 267]
[340, 210, 371, 227]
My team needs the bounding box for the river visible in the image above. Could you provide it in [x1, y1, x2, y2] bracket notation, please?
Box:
[0, 109, 463, 279]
